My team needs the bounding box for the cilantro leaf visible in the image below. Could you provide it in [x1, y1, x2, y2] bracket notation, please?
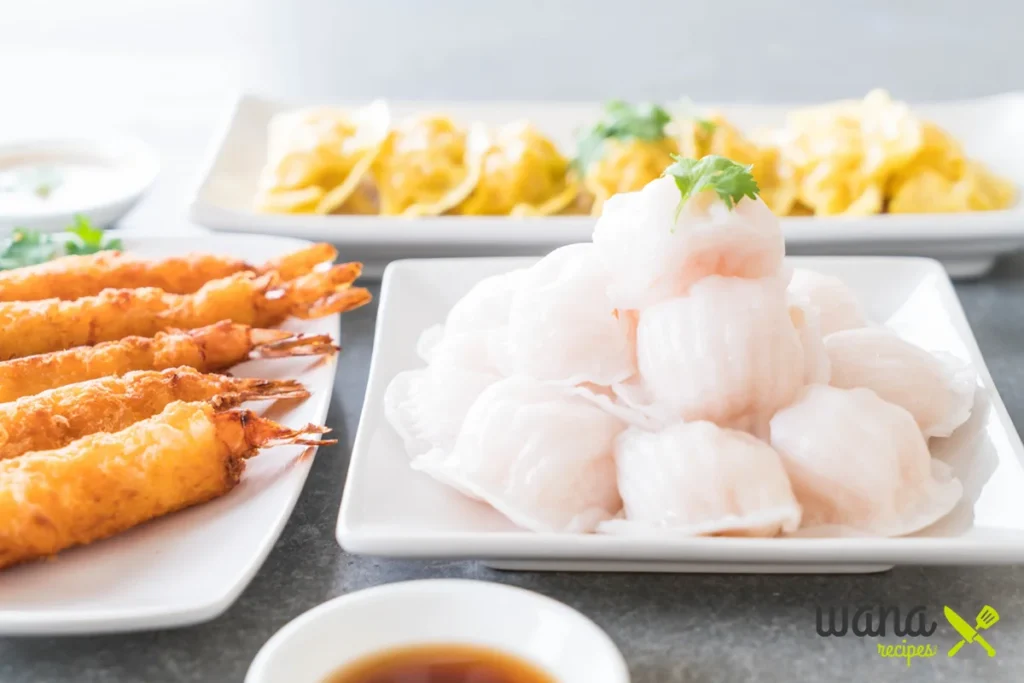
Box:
[573, 100, 673, 173]
[0, 216, 121, 269]
[64, 215, 122, 255]
[663, 154, 760, 218]
[0, 229, 59, 270]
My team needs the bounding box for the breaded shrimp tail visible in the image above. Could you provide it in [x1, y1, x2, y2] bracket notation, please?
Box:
[0, 321, 336, 403]
[0, 401, 333, 570]
[0, 367, 309, 460]
[0, 266, 368, 360]
[259, 243, 338, 280]
[0, 243, 339, 302]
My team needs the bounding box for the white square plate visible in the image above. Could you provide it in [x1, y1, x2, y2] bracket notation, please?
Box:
[190, 94, 1024, 278]
[338, 255, 1024, 574]
[0, 232, 340, 635]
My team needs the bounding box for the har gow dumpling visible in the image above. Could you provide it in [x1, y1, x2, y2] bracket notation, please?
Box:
[769, 385, 963, 536]
[499, 243, 637, 386]
[629, 275, 804, 428]
[592, 175, 785, 310]
[825, 328, 975, 438]
[599, 421, 802, 537]
[411, 376, 625, 532]
[787, 268, 868, 336]
[790, 302, 831, 385]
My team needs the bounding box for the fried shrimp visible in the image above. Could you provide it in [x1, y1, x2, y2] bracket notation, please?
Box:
[0, 321, 337, 403]
[0, 264, 371, 360]
[0, 243, 338, 302]
[0, 367, 309, 460]
[0, 401, 333, 570]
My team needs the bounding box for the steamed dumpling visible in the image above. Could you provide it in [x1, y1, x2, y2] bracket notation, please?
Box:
[787, 268, 868, 336]
[599, 421, 802, 537]
[592, 175, 785, 310]
[769, 385, 963, 536]
[825, 328, 975, 438]
[626, 275, 804, 429]
[499, 244, 637, 386]
[790, 302, 831, 384]
[411, 376, 624, 532]
[385, 331, 501, 459]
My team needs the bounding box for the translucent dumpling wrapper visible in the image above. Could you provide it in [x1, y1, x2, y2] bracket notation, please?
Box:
[825, 328, 975, 438]
[371, 115, 489, 216]
[769, 385, 963, 537]
[498, 243, 637, 386]
[789, 299, 831, 385]
[786, 268, 868, 336]
[454, 121, 579, 217]
[255, 100, 391, 215]
[417, 268, 527, 365]
[411, 377, 625, 532]
[598, 421, 802, 537]
[592, 175, 785, 310]
[623, 275, 804, 431]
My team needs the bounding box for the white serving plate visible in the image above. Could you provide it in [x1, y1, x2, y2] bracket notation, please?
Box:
[338, 255, 1024, 574]
[0, 232, 339, 635]
[246, 580, 629, 683]
[190, 93, 1024, 278]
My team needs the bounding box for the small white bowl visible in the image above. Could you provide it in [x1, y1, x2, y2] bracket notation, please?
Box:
[246, 579, 630, 683]
[0, 134, 160, 233]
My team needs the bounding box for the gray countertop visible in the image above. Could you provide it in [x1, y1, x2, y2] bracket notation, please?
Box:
[1, 262, 1023, 683]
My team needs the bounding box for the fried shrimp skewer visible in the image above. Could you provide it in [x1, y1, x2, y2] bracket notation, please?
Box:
[0, 321, 337, 403]
[0, 264, 371, 360]
[0, 243, 338, 302]
[0, 367, 309, 461]
[0, 401, 334, 570]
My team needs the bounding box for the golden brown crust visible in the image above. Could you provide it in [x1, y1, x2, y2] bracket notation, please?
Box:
[0, 367, 308, 460]
[0, 401, 331, 570]
[0, 243, 338, 302]
[0, 265, 368, 360]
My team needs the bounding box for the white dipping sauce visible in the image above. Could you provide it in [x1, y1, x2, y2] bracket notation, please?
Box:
[0, 160, 133, 216]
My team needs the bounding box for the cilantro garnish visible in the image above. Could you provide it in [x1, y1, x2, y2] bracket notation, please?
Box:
[663, 154, 760, 219]
[0, 216, 122, 270]
[573, 100, 673, 173]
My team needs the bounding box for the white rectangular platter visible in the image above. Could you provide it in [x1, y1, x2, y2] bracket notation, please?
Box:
[0, 232, 339, 635]
[190, 94, 1024, 278]
[337, 255, 1024, 574]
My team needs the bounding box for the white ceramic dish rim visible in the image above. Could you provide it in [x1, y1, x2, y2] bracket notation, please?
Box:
[245, 579, 630, 683]
[337, 254, 1024, 567]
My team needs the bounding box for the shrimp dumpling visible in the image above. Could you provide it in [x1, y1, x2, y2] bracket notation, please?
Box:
[500, 244, 637, 386]
[385, 331, 500, 459]
[790, 301, 831, 385]
[769, 385, 963, 536]
[599, 421, 802, 537]
[411, 376, 625, 532]
[825, 328, 975, 438]
[787, 268, 868, 336]
[592, 175, 785, 310]
[629, 275, 804, 428]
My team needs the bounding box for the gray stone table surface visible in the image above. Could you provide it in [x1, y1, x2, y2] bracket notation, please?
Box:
[2, 260, 1024, 683]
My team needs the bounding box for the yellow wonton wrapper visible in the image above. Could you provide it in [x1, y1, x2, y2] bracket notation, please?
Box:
[371, 115, 489, 217]
[254, 100, 390, 215]
[583, 137, 678, 216]
[454, 121, 578, 217]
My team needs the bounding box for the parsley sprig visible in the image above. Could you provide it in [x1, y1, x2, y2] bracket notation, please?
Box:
[573, 100, 673, 173]
[0, 216, 123, 270]
[663, 154, 760, 219]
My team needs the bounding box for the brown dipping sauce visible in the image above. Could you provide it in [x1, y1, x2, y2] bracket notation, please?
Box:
[324, 643, 556, 683]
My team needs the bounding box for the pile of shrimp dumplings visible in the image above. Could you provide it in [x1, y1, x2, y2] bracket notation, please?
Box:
[385, 175, 975, 538]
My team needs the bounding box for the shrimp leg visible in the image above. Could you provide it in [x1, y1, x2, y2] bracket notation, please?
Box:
[0, 401, 333, 570]
[0, 367, 308, 460]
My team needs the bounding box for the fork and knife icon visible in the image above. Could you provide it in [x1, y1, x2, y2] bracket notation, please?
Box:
[944, 605, 999, 657]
